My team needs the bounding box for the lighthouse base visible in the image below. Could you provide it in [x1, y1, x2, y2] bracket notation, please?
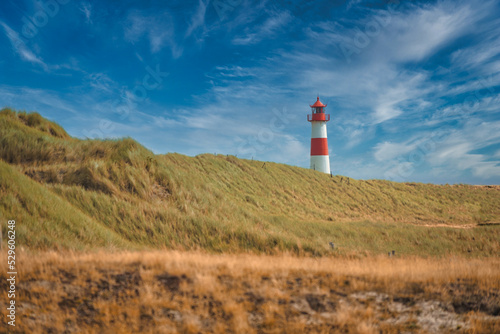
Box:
[310, 155, 330, 174]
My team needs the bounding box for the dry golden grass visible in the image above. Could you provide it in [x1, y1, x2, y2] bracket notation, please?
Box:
[1, 250, 499, 333]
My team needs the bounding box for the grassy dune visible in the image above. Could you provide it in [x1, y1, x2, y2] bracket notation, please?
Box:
[1, 107, 500, 256]
[1, 251, 498, 333]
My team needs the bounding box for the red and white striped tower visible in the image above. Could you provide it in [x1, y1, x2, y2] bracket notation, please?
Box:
[307, 97, 331, 174]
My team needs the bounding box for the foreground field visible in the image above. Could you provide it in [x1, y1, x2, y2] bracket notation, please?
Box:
[1, 251, 499, 333]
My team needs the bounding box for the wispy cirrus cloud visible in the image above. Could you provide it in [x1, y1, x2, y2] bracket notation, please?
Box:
[79, 2, 92, 24]
[84, 72, 118, 94]
[212, 65, 257, 78]
[373, 73, 429, 124]
[449, 15, 500, 75]
[184, 0, 209, 38]
[427, 123, 500, 179]
[124, 11, 183, 57]
[373, 141, 417, 162]
[0, 21, 48, 70]
[0, 85, 80, 116]
[372, 1, 482, 63]
[371, 120, 500, 182]
[232, 11, 292, 45]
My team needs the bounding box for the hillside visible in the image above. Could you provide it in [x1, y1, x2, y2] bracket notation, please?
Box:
[1, 107, 499, 256]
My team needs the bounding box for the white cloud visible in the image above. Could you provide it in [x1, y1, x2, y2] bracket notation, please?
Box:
[151, 115, 182, 128]
[374, 73, 429, 123]
[346, 0, 363, 11]
[309, 0, 492, 67]
[79, 2, 92, 24]
[269, 134, 309, 166]
[434, 73, 500, 101]
[374, 101, 401, 124]
[428, 89, 500, 127]
[427, 120, 500, 179]
[371, 1, 490, 63]
[345, 127, 366, 148]
[0, 85, 81, 116]
[373, 141, 416, 162]
[451, 38, 500, 72]
[212, 65, 256, 78]
[232, 11, 292, 45]
[431, 142, 500, 178]
[0, 21, 48, 70]
[85, 73, 116, 93]
[369, 119, 500, 182]
[124, 11, 182, 57]
[449, 2, 500, 74]
[185, 0, 209, 38]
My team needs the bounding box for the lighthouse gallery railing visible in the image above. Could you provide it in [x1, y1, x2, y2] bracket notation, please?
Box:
[307, 114, 330, 122]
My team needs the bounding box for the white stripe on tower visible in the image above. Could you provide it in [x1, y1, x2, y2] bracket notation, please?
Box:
[308, 97, 331, 174]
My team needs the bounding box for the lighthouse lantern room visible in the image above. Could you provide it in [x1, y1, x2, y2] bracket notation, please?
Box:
[307, 97, 331, 174]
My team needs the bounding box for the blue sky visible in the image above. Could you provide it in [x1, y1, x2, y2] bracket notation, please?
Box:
[1, 0, 500, 184]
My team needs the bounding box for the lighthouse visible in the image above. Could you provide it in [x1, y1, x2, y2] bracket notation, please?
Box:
[307, 97, 331, 174]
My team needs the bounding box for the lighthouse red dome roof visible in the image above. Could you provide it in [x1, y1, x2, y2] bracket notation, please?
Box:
[310, 97, 326, 108]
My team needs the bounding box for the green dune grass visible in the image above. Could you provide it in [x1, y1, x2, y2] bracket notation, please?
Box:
[1, 107, 499, 256]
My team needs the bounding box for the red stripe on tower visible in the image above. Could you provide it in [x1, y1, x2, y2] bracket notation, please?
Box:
[310, 138, 329, 155]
